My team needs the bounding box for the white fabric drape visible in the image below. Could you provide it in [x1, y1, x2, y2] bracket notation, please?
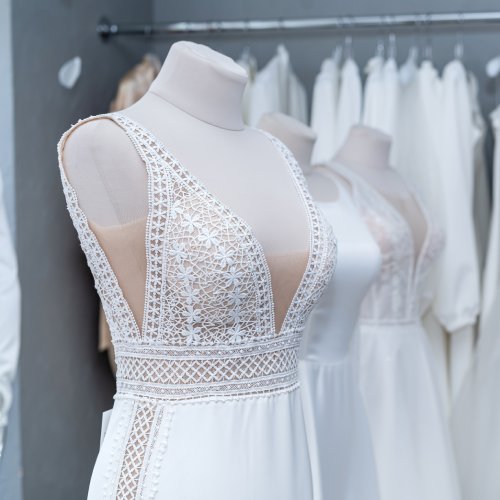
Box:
[247, 45, 308, 126]
[362, 56, 400, 138]
[437, 60, 479, 401]
[0, 173, 20, 434]
[451, 105, 500, 500]
[310, 58, 340, 164]
[335, 58, 362, 150]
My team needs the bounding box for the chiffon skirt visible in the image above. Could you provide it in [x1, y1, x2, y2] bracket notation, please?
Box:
[359, 321, 461, 500]
[88, 388, 313, 500]
[300, 357, 380, 500]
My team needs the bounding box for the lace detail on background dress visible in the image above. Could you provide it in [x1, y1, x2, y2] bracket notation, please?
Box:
[331, 163, 443, 324]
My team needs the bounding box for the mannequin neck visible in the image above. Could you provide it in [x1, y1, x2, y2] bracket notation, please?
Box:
[334, 125, 391, 171]
[257, 112, 316, 174]
[149, 41, 247, 131]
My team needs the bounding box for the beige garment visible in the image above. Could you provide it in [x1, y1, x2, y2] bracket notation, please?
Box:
[98, 54, 161, 365]
[109, 54, 161, 112]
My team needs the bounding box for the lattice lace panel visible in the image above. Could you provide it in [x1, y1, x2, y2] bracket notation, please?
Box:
[115, 336, 301, 400]
[114, 401, 172, 500]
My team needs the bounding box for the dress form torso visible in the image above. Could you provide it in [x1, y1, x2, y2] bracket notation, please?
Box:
[335, 125, 427, 256]
[61, 41, 309, 332]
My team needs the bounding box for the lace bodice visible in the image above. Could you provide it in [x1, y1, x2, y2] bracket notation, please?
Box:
[58, 112, 336, 401]
[332, 163, 443, 325]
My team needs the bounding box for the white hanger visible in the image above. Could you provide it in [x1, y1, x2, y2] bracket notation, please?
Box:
[486, 56, 500, 78]
[343, 35, 353, 60]
[387, 33, 397, 60]
[332, 44, 343, 65]
[422, 14, 433, 61]
[454, 14, 465, 62]
[400, 45, 419, 85]
[375, 34, 385, 59]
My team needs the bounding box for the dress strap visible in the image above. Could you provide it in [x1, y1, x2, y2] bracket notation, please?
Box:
[57, 114, 141, 341]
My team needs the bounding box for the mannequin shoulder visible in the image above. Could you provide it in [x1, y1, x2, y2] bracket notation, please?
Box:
[62, 118, 135, 166]
[60, 117, 139, 182]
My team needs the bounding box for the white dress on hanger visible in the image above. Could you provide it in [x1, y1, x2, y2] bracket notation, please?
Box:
[336, 58, 362, 150]
[310, 58, 340, 164]
[300, 178, 381, 500]
[248, 45, 307, 126]
[452, 105, 500, 500]
[393, 60, 450, 410]
[362, 57, 400, 139]
[362, 56, 384, 131]
[439, 60, 479, 402]
[332, 163, 461, 500]
[58, 113, 336, 500]
[0, 172, 20, 437]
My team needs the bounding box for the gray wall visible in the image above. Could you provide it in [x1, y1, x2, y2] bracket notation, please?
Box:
[12, 1, 152, 498]
[152, 0, 500, 125]
[0, 0, 22, 498]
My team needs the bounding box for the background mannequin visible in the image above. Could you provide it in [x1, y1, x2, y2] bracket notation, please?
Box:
[335, 125, 427, 255]
[258, 112, 340, 202]
[259, 112, 381, 500]
[330, 127, 459, 500]
[60, 41, 310, 333]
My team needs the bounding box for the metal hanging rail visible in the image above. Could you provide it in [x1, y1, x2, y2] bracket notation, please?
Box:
[97, 11, 500, 38]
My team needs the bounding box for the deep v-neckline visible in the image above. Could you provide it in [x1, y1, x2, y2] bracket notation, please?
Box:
[109, 112, 315, 336]
[332, 162, 432, 286]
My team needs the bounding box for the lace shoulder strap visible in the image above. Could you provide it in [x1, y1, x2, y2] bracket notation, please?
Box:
[260, 131, 337, 332]
[57, 114, 141, 342]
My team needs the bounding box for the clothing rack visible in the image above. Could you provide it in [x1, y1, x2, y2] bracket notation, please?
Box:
[97, 11, 500, 39]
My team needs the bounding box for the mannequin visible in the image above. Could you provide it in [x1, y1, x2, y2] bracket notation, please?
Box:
[258, 113, 340, 202]
[58, 43, 336, 500]
[330, 126, 460, 500]
[335, 125, 427, 255]
[259, 112, 381, 500]
[61, 41, 309, 333]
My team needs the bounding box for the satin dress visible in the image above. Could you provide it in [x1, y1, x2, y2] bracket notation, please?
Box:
[300, 180, 381, 500]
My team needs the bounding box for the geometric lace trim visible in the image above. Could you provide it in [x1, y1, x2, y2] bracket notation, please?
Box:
[115, 334, 301, 401]
[113, 401, 173, 500]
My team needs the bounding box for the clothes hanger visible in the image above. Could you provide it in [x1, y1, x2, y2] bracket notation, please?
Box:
[341, 16, 354, 61]
[422, 14, 434, 62]
[375, 33, 385, 60]
[332, 44, 343, 66]
[454, 14, 465, 62]
[399, 44, 419, 85]
[387, 32, 397, 61]
[343, 35, 353, 60]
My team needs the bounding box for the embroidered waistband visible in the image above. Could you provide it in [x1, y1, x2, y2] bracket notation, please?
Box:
[114, 335, 301, 401]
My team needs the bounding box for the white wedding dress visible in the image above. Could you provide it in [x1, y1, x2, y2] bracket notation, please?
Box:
[332, 163, 461, 500]
[58, 112, 336, 500]
[300, 178, 381, 500]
